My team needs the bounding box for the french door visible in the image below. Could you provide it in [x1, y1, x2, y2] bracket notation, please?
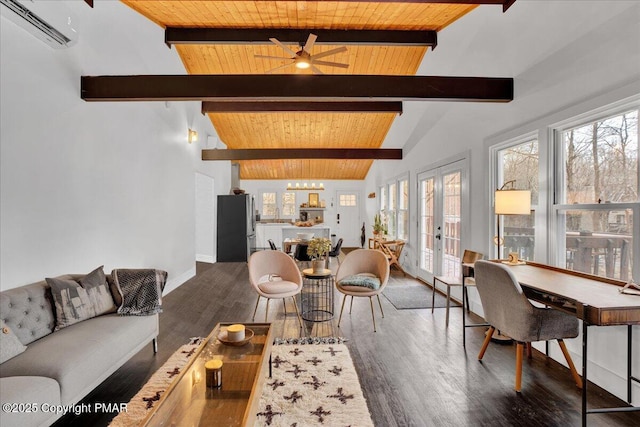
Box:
[417, 160, 467, 283]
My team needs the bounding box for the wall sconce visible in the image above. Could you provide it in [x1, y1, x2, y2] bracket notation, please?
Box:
[188, 129, 198, 144]
[286, 182, 324, 190]
[494, 180, 531, 259]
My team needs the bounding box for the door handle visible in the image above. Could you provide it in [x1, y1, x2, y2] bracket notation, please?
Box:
[435, 233, 441, 240]
[337, 213, 340, 224]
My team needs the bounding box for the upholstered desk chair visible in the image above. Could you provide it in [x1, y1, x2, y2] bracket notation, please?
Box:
[248, 250, 303, 328]
[474, 260, 583, 392]
[335, 249, 390, 332]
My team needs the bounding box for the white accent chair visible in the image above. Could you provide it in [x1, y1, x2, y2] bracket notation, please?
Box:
[335, 249, 390, 332]
[248, 250, 303, 327]
[474, 260, 583, 392]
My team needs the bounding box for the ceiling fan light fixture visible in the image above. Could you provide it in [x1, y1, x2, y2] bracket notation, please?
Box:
[295, 60, 310, 69]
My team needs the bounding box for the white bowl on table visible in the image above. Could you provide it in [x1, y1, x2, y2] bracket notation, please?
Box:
[297, 232, 314, 242]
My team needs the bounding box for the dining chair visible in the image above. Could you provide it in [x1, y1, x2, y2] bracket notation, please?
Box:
[268, 239, 278, 250]
[248, 250, 303, 328]
[335, 249, 390, 332]
[432, 249, 484, 328]
[473, 260, 583, 392]
[328, 238, 344, 266]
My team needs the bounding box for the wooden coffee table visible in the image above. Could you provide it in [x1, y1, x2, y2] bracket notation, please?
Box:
[143, 322, 273, 427]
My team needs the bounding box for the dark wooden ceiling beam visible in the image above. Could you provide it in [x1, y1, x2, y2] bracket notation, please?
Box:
[201, 101, 403, 114]
[81, 75, 513, 103]
[165, 28, 437, 49]
[202, 148, 403, 161]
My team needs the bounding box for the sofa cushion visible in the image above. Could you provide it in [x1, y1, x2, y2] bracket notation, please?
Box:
[0, 320, 27, 363]
[0, 313, 158, 404]
[0, 281, 55, 345]
[0, 376, 61, 427]
[78, 266, 117, 316]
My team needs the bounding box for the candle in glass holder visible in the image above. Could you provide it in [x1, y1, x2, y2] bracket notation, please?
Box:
[205, 359, 223, 388]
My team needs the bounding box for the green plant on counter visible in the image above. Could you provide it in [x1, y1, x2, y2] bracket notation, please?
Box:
[307, 237, 332, 259]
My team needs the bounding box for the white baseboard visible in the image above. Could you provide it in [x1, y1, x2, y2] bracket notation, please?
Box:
[163, 267, 195, 296]
[196, 254, 215, 263]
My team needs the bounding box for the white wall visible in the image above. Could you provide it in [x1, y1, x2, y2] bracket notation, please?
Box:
[0, 1, 229, 292]
[365, 0, 640, 406]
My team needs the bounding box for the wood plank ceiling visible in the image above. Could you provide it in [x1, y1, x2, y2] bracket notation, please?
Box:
[121, 1, 479, 180]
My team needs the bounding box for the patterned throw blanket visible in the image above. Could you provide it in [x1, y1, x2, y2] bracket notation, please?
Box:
[113, 269, 167, 316]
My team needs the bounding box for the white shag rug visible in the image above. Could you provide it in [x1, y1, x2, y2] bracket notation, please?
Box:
[109, 337, 373, 427]
[109, 337, 204, 427]
[255, 339, 373, 426]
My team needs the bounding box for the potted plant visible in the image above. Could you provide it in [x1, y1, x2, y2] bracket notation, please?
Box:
[307, 237, 332, 272]
[372, 214, 387, 235]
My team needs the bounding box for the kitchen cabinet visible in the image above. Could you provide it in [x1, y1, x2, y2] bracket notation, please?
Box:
[255, 224, 284, 250]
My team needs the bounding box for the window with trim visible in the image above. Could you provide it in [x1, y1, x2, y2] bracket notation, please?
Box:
[555, 107, 638, 280]
[388, 182, 397, 238]
[262, 192, 277, 217]
[282, 192, 296, 216]
[339, 194, 357, 206]
[398, 178, 409, 240]
[379, 185, 387, 230]
[496, 139, 539, 260]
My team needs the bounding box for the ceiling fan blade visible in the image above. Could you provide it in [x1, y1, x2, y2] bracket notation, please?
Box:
[310, 65, 324, 75]
[310, 46, 347, 60]
[265, 62, 295, 74]
[254, 54, 294, 61]
[303, 33, 317, 53]
[269, 38, 298, 57]
[311, 60, 350, 69]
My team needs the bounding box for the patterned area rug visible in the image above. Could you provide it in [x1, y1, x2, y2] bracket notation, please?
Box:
[108, 337, 204, 427]
[256, 339, 373, 426]
[109, 337, 372, 427]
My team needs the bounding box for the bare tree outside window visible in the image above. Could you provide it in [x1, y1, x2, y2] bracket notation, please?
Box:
[560, 108, 638, 280]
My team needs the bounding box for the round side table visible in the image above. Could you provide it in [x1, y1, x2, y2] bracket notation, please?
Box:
[301, 268, 334, 322]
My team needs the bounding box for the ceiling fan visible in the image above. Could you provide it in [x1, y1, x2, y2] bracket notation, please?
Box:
[255, 33, 349, 74]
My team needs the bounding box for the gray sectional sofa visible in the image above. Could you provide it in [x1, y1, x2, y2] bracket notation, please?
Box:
[0, 273, 160, 427]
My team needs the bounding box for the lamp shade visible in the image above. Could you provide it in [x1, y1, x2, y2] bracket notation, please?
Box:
[495, 190, 531, 215]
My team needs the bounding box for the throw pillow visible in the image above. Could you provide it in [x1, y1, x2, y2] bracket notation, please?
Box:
[0, 320, 27, 363]
[338, 274, 381, 290]
[46, 277, 97, 330]
[79, 266, 116, 315]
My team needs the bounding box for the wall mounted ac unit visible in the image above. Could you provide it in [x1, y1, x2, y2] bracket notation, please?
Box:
[0, 0, 78, 48]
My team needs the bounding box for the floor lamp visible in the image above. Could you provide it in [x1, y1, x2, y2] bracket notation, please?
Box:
[494, 182, 531, 259]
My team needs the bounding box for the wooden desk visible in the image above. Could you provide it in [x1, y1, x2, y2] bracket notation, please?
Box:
[501, 261, 639, 425]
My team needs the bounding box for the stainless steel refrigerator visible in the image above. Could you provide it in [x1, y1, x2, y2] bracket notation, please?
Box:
[216, 194, 256, 262]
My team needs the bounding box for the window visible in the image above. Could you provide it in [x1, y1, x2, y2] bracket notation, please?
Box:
[496, 139, 539, 260]
[262, 192, 277, 217]
[339, 194, 356, 206]
[379, 185, 387, 230]
[555, 108, 638, 280]
[282, 192, 296, 216]
[398, 178, 409, 240]
[388, 182, 397, 238]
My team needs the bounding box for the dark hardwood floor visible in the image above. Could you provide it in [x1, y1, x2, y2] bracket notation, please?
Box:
[53, 260, 638, 426]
